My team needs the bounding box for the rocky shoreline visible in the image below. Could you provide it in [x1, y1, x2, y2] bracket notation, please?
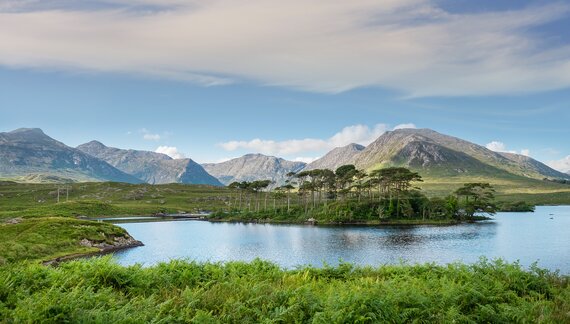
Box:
[43, 235, 143, 266]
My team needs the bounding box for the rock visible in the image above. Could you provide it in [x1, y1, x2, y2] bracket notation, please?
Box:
[78, 235, 143, 251]
[5, 218, 23, 224]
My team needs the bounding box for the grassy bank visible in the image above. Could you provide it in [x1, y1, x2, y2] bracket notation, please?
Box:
[0, 257, 568, 322]
[0, 217, 138, 265]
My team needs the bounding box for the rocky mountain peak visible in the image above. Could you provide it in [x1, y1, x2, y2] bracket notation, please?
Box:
[10, 128, 45, 135]
[0, 129, 142, 183]
[77, 141, 222, 185]
[304, 143, 365, 171]
[82, 140, 107, 149]
[202, 154, 306, 186]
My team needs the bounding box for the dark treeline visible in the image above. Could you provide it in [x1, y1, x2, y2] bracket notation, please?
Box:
[543, 178, 570, 185]
[219, 165, 505, 223]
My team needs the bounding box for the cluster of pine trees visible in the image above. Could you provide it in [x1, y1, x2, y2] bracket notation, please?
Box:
[225, 165, 498, 222]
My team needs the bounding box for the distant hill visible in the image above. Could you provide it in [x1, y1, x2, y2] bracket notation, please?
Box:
[352, 128, 570, 180]
[0, 128, 142, 183]
[202, 154, 306, 186]
[8, 174, 77, 184]
[303, 143, 364, 171]
[77, 141, 223, 186]
[498, 152, 569, 180]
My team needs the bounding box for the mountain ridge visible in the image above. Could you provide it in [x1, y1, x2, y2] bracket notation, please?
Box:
[303, 143, 364, 172]
[2, 127, 568, 185]
[350, 128, 570, 180]
[0, 128, 142, 183]
[77, 141, 223, 186]
[202, 154, 306, 186]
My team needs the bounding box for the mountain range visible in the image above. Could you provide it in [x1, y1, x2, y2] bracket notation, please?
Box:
[304, 143, 365, 171]
[0, 128, 142, 183]
[202, 154, 306, 186]
[77, 141, 222, 186]
[352, 129, 570, 180]
[1, 128, 568, 186]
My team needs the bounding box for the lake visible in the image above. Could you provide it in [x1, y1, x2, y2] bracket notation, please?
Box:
[113, 206, 570, 273]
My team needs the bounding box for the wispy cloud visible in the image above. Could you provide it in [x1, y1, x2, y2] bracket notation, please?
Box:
[140, 128, 162, 141]
[486, 141, 530, 156]
[219, 123, 415, 155]
[143, 134, 161, 141]
[1, 1, 570, 96]
[547, 156, 570, 173]
[155, 146, 185, 159]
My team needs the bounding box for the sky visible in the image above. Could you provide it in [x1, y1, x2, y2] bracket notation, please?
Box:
[1, 0, 569, 171]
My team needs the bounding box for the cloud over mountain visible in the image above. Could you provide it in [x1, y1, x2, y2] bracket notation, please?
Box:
[155, 146, 185, 159]
[486, 141, 530, 157]
[219, 123, 415, 155]
[548, 156, 570, 173]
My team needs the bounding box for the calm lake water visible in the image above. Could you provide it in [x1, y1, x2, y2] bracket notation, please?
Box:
[113, 206, 570, 273]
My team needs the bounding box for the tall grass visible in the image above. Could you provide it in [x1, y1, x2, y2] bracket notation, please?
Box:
[0, 257, 568, 322]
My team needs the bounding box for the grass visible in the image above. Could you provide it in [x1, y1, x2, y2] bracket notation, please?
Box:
[1, 175, 569, 221]
[0, 179, 568, 266]
[0, 181, 230, 221]
[419, 174, 570, 204]
[2, 175, 569, 222]
[0, 257, 568, 323]
[1, 180, 569, 322]
[0, 217, 132, 265]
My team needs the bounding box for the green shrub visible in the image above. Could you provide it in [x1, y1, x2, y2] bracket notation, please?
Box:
[0, 257, 568, 323]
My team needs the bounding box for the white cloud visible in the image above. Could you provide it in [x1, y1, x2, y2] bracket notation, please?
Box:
[1, 1, 570, 96]
[486, 141, 530, 156]
[547, 156, 570, 173]
[486, 141, 508, 152]
[520, 149, 531, 157]
[219, 123, 414, 155]
[143, 134, 161, 141]
[140, 128, 162, 141]
[155, 146, 185, 159]
[294, 157, 319, 164]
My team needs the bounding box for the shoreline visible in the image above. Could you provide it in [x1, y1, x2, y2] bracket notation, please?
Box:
[45, 216, 491, 265]
[207, 216, 492, 226]
[42, 237, 143, 266]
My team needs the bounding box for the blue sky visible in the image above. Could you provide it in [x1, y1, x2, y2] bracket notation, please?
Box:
[0, 0, 569, 171]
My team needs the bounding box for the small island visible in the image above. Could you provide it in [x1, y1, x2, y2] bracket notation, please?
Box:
[211, 165, 517, 225]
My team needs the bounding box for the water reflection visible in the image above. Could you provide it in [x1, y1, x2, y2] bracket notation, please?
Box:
[113, 206, 570, 273]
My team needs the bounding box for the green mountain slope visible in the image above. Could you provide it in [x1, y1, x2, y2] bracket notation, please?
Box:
[354, 128, 570, 180]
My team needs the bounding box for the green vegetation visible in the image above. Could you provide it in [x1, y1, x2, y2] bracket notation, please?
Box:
[0, 181, 228, 220]
[418, 174, 570, 205]
[1, 169, 569, 222]
[1, 170, 568, 264]
[0, 217, 132, 264]
[216, 167, 501, 224]
[0, 257, 568, 322]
